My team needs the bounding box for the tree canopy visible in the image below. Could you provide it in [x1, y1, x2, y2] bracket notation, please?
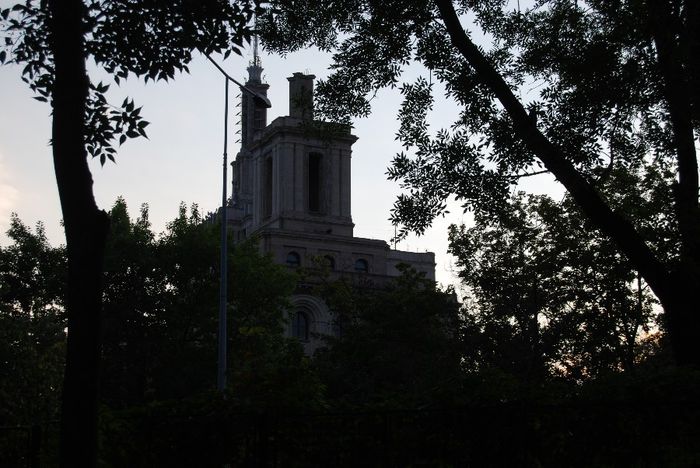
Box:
[1, 2, 263, 465]
[0, 200, 323, 421]
[313, 265, 464, 408]
[451, 185, 659, 382]
[259, 0, 700, 367]
[0, 216, 65, 426]
[1, 205, 697, 465]
[100, 199, 322, 409]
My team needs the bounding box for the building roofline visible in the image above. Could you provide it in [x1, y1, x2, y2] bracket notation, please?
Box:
[249, 116, 358, 150]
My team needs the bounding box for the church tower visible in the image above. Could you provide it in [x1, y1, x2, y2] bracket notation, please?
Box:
[230, 58, 356, 240]
[228, 58, 435, 354]
[230, 38, 269, 235]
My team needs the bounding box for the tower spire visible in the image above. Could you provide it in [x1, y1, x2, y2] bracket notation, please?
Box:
[253, 33, 260, 67]
[241, 21, 269, 149]
[247, 19, 263, 83]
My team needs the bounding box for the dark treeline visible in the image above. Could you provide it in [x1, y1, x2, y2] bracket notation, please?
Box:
[2, 197, 699, 466]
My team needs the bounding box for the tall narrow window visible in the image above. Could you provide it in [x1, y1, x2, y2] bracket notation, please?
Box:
[308, 153, 322, 212]
[253, 107, 265, 132]
[263, 156, 272, 218]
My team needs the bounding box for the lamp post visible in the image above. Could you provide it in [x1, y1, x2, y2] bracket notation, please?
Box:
[207, 54, 271, 393]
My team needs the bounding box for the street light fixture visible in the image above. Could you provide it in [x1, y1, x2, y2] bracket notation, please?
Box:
[206, 54, 271, 393]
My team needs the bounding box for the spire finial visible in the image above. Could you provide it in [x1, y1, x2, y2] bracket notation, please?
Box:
[253, 33, 260, 67]
[247, 16, 263, 82]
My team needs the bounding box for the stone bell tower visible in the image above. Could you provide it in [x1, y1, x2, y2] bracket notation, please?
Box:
[231, 66, 356, 239]
[227, 61, 435, 355]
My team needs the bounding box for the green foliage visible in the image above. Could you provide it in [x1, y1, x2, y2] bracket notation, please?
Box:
[228, 237, 325, 410]
[0, 215, 65, 425]
[98, 199, 323, 409]
[0, 201, 323, 426]
[2, 208, 698, 465]
[259, 1, 689, 235]
[100, 198, 164, 405]
[450, 179, 659, 381]
[314, 265, 464, 408]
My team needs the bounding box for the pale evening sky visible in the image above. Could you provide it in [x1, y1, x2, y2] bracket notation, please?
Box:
[0, 24, 561, 290]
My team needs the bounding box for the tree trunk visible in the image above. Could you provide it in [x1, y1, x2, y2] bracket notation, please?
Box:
[659, 273, 700, 367]
[647, 0, 700, 368]
[48, 1, 110, 466]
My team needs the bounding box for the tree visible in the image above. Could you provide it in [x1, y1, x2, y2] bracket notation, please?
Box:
[450, 182, 658, 381]
[0, 215, 65, 426]
[98, 199, 323, 408]
[100, 200, 324, 408]
[450, 195, 566, 383]
[313, 265, 463, 408]
[259, 0, 700, 367]
[1, 2, 260, 465]
[99, 198, 163, 406]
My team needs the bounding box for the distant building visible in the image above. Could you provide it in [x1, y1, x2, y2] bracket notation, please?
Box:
[228, 54, 435, 353]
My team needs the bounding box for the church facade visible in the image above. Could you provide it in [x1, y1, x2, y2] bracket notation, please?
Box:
[228, 57, 435, 353]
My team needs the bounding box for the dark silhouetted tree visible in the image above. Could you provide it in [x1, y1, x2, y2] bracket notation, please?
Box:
[313, 266, 463, 408]
[0, 215, 65, 426]
[451, 175, 658, 381]
[1, 2, 259, 465]
[259, 0, 700, 368]
[99, 200, 323, 409]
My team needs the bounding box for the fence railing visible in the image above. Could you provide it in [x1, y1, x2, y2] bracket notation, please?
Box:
[3, 401, 699, 467]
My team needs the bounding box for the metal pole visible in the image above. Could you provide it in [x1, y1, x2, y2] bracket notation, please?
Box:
[217, 77, 229, 392]
[207, 53, 269, 393]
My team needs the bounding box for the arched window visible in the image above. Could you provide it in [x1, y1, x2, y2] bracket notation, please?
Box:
[286, 251, 301, 267]
[323, 255, 335, 271]
[291, 311, 309, 341]
[354, 258, 368, 273]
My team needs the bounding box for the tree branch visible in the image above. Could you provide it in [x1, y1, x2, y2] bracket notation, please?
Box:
[507, 169, 550, 179]
[434, 0, 673, 304]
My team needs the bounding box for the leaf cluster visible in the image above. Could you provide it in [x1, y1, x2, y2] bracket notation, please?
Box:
[0, 215, 66, 425]
[1, 0, 262, 164]
[259, 0, 689, 238]
[313, 265, 464, 408]
[450, 173, 662, 381]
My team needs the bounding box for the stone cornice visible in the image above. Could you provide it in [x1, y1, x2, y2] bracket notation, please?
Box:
[250, 117, 358, 150]
[252, 228, 391, 250]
